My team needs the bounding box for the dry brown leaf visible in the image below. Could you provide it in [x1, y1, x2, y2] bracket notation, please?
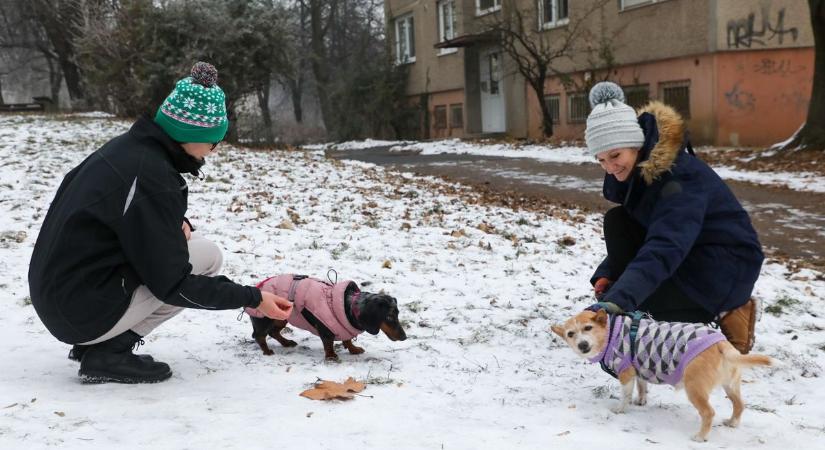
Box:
[54, 411, 65, 417]
[382, 260, 392, 269]
[477, 223, 494, 233]
[400, 222, 412, 231]
[300, 377, 366, 401]
[278, 219, 295, 230]
[557, 235, 576, 247]
[450, 229, 466, 238]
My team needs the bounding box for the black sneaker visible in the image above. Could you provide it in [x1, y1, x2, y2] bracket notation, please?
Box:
[78, 331, 172, 384]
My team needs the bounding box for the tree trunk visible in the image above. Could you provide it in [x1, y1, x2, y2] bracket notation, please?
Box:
[308, 0, 334, 136]
[525, 73, 553, 138]
[785, 0, 825, 151]
[45, 54, 62, 104]
[256, 78, 275, 144]
[289, 77, 304, 123]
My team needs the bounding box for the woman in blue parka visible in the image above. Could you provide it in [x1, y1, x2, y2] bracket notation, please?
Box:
[584, 82, 763, 354]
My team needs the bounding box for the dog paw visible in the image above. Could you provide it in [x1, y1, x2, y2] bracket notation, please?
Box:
[723, 418, 740, 428]
[324, 355, 341, 363]
[610, 405, 627, 414]
[691, 434, 708, 443]
[347, 346, 365, 355]
[280, 340, 298, 347]
[633, 397, 647, 406]
[262, 349, 274, 356]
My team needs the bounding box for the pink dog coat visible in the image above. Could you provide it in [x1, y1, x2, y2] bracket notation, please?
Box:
[245, 274, 362, 341]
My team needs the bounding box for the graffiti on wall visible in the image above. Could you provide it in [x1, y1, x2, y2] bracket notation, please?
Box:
[727, 5, 798, 49]
[753, 58, 805, 77]
[724, 82, 756, 112]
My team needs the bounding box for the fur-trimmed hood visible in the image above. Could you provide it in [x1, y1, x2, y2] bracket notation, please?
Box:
[636, 101, 686, 185]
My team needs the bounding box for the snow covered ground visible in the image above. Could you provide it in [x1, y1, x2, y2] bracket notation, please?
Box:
[1, 114, 824, 449]
[320, 139, 825, 194]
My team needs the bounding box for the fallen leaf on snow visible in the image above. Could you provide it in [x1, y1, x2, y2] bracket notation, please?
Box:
[278, 219, 295, 230]
[382, 260, 392, 269]
[300, 377, 366, 401]
[54, 411, 65, 417]
[557, 236, 576, 246]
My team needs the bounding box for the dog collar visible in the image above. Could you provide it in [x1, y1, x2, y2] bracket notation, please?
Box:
[349, 291, 363, 328]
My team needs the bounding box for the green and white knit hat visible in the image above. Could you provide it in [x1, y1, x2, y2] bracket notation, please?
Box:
[154, 62, 228, 143]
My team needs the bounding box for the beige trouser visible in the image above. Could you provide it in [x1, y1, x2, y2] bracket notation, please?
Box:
[79, 233, 224, 345]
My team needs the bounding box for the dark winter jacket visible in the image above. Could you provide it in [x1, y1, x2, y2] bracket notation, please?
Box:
[28, 116, 262, 344]
[591, 102, 763, 316]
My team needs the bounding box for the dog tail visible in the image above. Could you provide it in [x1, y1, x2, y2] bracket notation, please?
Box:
[722, 346, 773, 368]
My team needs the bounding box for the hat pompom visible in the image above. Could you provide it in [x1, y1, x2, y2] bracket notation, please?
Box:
[589, 81, 625, 108]
[190, 61, 218, 88]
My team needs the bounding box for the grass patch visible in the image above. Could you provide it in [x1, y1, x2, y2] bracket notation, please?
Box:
[765, 296, 801, 316]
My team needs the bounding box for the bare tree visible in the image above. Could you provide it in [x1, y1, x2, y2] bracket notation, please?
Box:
[478, 0, 611, 137]
[781, 0, 825, 152]
[27, 0, 89, 105]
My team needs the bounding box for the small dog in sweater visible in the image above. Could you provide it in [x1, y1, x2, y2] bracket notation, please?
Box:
[246, 274, 406, 360]
[552, 309, 773, 442]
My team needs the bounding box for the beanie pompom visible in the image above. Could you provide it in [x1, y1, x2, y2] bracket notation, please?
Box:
[589, 81, 625, 108]
[191, 61, 218, 88]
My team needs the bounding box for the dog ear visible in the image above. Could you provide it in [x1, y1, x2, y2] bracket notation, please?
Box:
[550, 324, 564, 338]
[594, 309, 608, 325]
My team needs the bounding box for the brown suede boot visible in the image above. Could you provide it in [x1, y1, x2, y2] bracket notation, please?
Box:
[718, 298, 757, 354]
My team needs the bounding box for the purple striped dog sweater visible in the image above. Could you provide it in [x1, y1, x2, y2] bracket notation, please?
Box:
[589, 315, 726, 385]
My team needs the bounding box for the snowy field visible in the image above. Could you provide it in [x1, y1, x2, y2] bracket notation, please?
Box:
[1, 114, 824, 449]
[319, 139, 825, 194]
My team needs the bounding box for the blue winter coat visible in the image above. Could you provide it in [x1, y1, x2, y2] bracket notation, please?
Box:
[591, 102, 763, 315]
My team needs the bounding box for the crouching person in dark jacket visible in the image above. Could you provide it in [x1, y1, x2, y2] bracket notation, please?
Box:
[584, 82, 764, 354]
[28, 63, 292, 383]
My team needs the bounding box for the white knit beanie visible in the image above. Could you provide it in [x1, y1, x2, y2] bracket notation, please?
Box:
[585, 82, 644, 156]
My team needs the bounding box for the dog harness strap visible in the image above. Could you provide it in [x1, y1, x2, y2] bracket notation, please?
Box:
[287, 275, 307, 303]
[628, 311, 644, 361]
[599, 314, 619, 379]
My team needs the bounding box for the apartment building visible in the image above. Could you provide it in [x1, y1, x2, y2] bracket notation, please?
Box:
[384, 0, 814, 146]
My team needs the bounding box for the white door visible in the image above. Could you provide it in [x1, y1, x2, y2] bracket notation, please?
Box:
[479, 49, 505, 133]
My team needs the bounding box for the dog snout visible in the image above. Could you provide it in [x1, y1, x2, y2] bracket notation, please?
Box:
[577, 341, 591, 353]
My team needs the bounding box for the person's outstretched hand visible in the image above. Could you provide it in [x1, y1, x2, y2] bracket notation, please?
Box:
[257, 291, 293, 320]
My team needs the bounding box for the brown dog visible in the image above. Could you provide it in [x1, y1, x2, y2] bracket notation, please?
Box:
[552, 309, 772, 442]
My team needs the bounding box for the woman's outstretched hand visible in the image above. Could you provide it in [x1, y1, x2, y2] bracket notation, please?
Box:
[594, 277, 612, 298]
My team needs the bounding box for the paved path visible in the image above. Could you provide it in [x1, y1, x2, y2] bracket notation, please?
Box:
[328, 147, 825, 268]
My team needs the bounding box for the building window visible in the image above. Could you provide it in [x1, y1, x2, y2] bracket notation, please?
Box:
[394, 14, 415, 64]
[568, 92, 590, 123]
[437, 0, 457, 55]
[660, 81, 690, 118]
[620, 0, 671, 10]
[543, 94, 560, 124]
[476, 0, 501, 16]
[538, 0, 569, 29]
[434, 105, 448, 129]
[623, 84, 650, 110]
[450, 104, 464, 128]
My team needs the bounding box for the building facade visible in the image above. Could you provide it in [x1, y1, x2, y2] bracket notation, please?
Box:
[384, 0, 815, 146]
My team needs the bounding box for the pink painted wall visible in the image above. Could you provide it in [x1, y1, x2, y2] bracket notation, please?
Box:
[428, 89, 466, 139]
[715, 48, 813, 147]
[526, 47, 814, 147]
